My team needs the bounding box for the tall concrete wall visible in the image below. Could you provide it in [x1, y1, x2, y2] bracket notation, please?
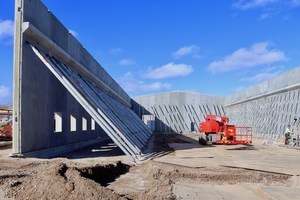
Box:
[132, 92, 225, 133]
[225, 67, 300, 139]
[13, 0, 131, 156]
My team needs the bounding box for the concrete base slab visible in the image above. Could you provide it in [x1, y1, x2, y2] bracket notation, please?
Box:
[154, 138, 300, 176]
[173, 182, 273, 200]
[173, 182, 300, 200]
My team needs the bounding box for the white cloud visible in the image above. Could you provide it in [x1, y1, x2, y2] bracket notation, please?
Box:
[145, 63, 193, 79]
[172, 45, 200, 59]
[241, 66, 283, 82]
[207, 42, 286, 73]
[233, 0, 300, 19]
[69, 29, 78, 37]
[118, 72, 171, 93]
[0, 19, 14, 43]
[260, 12, 275, 19]
[119, 59, 136, 66]
[233, 86, 247, 93]
[141, 82, 171, 91]
[0, 85, 10, 104]
[233, 0, 280, 10]
[109, 48, 123, 55]
[291, 0, 300, 6]
[0, 85, 10, 98]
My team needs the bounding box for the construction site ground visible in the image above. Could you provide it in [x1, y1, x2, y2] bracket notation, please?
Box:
[1, 133, 300, 200]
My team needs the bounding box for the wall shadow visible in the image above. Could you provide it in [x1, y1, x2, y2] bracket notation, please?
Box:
[65, 139, 125, 159]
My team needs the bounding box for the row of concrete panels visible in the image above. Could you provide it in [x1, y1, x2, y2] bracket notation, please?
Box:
[133, 67, 300, 140]
[225, 66, 300, 139]
[132, 92, 225, 133]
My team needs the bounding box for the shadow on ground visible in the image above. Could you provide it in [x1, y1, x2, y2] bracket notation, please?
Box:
[226, 145, 256, 151]
[65, 140, 125, 159]
[141, 133, 217, 160]
[64, 133, 223, 160]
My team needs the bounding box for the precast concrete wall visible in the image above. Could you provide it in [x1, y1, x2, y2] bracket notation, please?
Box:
[132, 92, 225, 133]
[225, 67, 300, 140]
[13, 0, 131, 157]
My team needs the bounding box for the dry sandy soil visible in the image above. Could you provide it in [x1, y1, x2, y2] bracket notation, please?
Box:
[1, 134, 300, 200]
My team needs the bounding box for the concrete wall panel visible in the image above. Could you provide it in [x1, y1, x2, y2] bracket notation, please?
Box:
[19, 44, 107, 153]
[225, 67, 300, 139]
[13, 0, 130, 156]
[133, 92, 225, 133]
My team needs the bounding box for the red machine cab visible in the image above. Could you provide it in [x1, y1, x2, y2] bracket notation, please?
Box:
[199, 114, 252, 145]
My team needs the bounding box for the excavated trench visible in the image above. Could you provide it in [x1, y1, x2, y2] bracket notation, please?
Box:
[78, 161, 130, 186]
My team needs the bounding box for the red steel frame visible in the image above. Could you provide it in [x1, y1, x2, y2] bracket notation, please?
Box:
[215, 126, 252, 145]
[0, 109, 13, 140]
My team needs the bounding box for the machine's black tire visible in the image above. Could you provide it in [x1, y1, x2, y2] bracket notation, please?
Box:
[199, 137, 207, 145]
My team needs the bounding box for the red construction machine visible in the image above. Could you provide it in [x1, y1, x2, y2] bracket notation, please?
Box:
[199, 114, 252, 145]
[0, 109, 13, 141]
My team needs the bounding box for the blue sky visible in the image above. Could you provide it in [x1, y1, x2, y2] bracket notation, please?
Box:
[1, 0, 300, 104]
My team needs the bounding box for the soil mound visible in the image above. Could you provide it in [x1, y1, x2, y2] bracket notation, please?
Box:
[4, 161, 128, 200]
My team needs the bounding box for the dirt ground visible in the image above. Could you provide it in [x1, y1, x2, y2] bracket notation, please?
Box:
[1, 133, 300, 200]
